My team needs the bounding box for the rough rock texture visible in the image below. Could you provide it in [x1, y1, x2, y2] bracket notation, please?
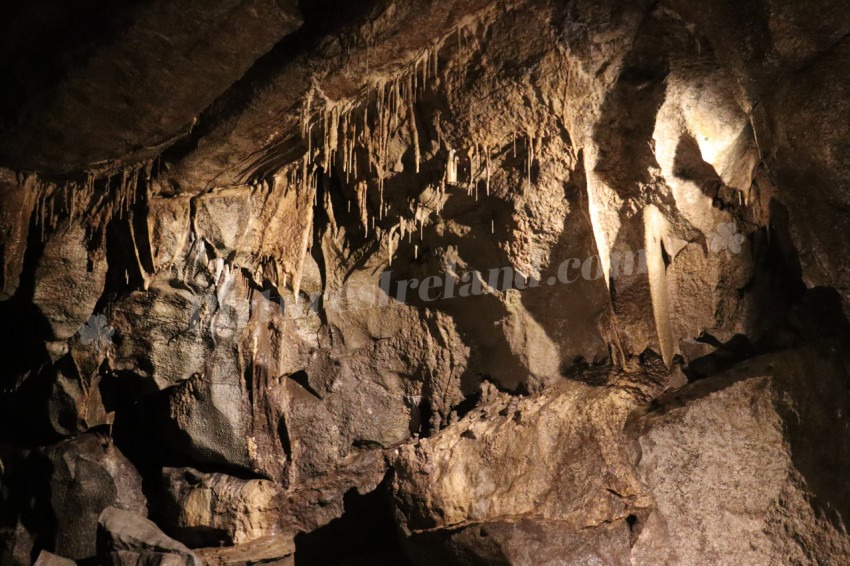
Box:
[392, 365, 660, 564]
[97, 507, 202, 566]
[0, 0, 303, 173]
[628, 345, 850, 565]
[195, 536, 295, 566]
[1, 0, 849, 564]
[32, 551, 76, 566]
[161, 467, 280, 547]
[30, 434, 146, 561]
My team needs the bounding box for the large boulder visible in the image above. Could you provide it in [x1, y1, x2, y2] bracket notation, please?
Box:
[627, 344, 850, 564]
[392, 364, 673, 564]
[160, 467, 281, 547]
[38, 434, 146, 560]
[97, 507, 202, 566]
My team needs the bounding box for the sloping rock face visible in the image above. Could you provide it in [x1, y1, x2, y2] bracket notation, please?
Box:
[0, 434, 147, 562]
[1, 0, 849, 564]
[628, 345, 850, 565]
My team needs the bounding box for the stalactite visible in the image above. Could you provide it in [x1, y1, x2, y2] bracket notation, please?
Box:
[356, 180, 369, 234]
[128, 213, 151, 291]
[485, 145, 491, 196]
[294, 181, 315, 301]
[408, 75, 421, 173]
[447, 148, 457, 184]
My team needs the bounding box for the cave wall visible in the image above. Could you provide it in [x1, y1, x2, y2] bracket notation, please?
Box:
[1, 0, 849, 564]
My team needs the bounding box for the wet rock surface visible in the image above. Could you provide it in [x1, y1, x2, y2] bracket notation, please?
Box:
[0, 0, 849, 564]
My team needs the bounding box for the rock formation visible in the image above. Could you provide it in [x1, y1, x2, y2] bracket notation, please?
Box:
[1, 0, 849, 564]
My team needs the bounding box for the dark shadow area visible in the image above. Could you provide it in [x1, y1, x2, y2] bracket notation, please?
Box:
[0, 213, 59, 445]
[98, 369, 167, 509]
[294, 478, 410, 566]
[683, 333, 756, 382]
[0, 0, 139, 130]
[0, 444, 56, 565]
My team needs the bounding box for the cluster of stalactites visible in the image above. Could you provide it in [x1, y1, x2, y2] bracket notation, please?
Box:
[19, 162, 155, 271]
[273, 17, 541, 271]
[23, 164, 150, 237]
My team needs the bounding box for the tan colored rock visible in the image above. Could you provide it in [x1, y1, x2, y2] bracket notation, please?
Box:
[195, 536, 295, 566]
[33, 550, 76, 566]
[404, 519, 631, 566]
[147, 194, 192, 272]
[32, 221, 108, 340]
[162, 468, 280, 547]
[628, 344, 850, 565]
[392, 369, 669, 533]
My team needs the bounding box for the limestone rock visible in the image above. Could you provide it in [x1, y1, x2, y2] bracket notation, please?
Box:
[1, 0, 850, 564]
[161, 468, 281, 547]
[97, 507, 202, 566]
[628, 344, 850, 565]
[32, 221, 107, 341]
[391, 363, 678, 565]
[33, 550, 76, 566]
[404, 520, 631, 566]
[20, 434, 148, 560]
[0, 173, 36, 300]
[392, 376, 653, 534]
[194, 536, 295, 566]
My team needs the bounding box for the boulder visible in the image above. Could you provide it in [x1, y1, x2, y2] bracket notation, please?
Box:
[33, 550, 76, 566]
[161, 467, 280, 547]
[627, 344, 850, 564]
[40, 434, 147, 559]
[97, 507, 202, 566]
[392, 376, 656, 534]
[391, 364, 673, 564]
